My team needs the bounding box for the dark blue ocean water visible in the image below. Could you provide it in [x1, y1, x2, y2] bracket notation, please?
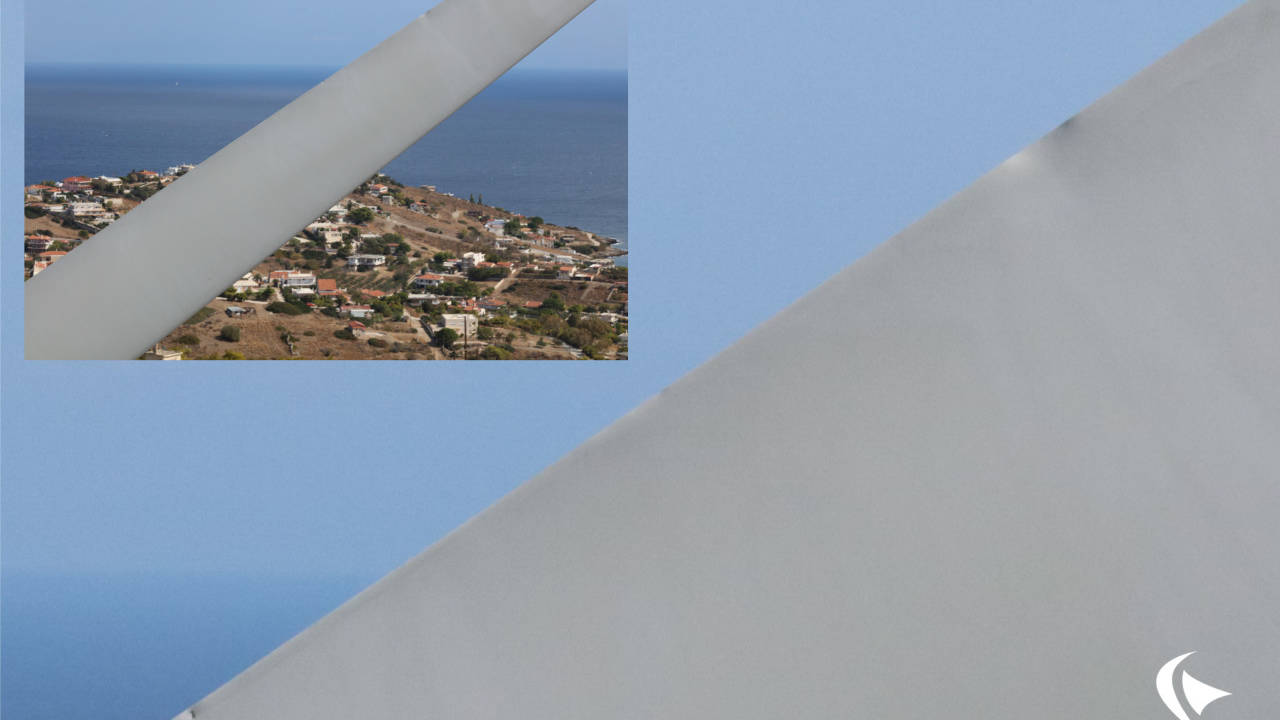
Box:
[1, 572, 377, 720]
[24, 64, 627, 245]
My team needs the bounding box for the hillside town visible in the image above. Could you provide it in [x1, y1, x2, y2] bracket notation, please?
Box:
[24, 168, 628, 360]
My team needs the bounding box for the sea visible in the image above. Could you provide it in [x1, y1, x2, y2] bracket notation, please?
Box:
[24, 63, 628, 255]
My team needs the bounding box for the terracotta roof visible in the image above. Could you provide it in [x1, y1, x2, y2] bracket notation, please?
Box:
[317, 278, 338, 292]
[348, 320, 366, 330]
[523, 301, 543, 309]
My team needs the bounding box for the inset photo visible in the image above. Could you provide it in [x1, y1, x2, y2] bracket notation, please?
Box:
[23, 1, 627, 360]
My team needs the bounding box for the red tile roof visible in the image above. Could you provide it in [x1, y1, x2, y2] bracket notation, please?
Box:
[317, 278, 338, 293]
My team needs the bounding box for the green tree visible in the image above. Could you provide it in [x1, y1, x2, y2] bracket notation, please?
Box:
[542, 292, 566, 312]
[348, 206, 375, 224]
[219, 325, 241, 342]
[436, 328, 459, 349]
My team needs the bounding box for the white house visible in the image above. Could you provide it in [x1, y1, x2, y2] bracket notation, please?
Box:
[307, 221, 343, 235]
[347, 254, 387, 269]
[283, 272, 316, 288]
[269, 270, 316, 288]
[342, 304, 375, 319]
[440, 313, 479, 336]
[65, 202, 108, 219]
[461, 251, 487, 269]
[25, 236, 53, 253]
[142, 344, 183, 360]
[412, 273, 446, 289]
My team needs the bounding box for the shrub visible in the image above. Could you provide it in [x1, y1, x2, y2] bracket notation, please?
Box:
[219, 325, 241, 342]
[367, 338, 389, 348]
[220, 351, 245, 360]
[183, 307, 215, 325]
[266, 301, 304, 315]
[334, 328, 356, 340]
[467, 266, 509, 281]
[480, 346, 513, 360]
[175, 333, 200, 346]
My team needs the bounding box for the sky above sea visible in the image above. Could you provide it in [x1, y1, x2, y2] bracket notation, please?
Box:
[25, 64, 628, 245]
[24, 0, 626, 69]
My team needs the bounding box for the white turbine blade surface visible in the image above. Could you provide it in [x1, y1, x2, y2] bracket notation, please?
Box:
[24, 0, 595, 359]
[180, 2, 1280, 719]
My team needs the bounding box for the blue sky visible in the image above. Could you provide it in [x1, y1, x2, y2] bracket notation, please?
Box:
[1, 1, 1248, 718]
[24, 0, 626, 69]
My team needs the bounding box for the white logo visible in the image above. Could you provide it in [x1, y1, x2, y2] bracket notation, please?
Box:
[1157, 652, 1231, 720]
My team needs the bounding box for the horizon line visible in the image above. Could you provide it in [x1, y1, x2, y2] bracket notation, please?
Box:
[25, 60, 627, 73]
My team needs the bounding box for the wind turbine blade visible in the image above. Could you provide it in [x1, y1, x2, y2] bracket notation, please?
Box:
[176, 1, 1280, 719]
[24, 0, 596, 359]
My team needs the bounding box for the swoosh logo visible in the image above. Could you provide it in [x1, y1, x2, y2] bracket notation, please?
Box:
[1157, 652, 1231, 720]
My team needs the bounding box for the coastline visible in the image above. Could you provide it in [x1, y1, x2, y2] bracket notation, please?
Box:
[24, 63, 628, 248]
